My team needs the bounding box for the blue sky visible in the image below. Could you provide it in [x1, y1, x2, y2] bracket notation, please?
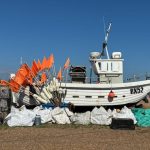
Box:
[0, 0, 150, 79]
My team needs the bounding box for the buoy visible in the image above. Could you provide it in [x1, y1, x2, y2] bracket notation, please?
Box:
[108, 90, 115, 102]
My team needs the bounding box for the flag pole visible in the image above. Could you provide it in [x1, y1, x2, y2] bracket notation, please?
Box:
[52, 64, 56, 77]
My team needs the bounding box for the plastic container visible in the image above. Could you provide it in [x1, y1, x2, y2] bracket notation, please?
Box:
[34, 115, 41, 126]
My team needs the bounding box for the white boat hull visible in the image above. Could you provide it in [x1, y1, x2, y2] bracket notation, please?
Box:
[60, 80, 150, 106]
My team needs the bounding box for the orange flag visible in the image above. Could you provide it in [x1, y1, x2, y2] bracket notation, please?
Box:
[40, 72, 47, 83]
[57, 67, 62, 81]
[41, 56, 47, 70]
[0, 80, 9, 86]
[17, 70, 33, 86]
[27, 74, 33, 85]
[63, 58, 70, 70]
[19, 63, 35, 80]
[47, 54, 54, 69]
[31, 60, 39, 77]
[31, 66, 37, 77]
[37, 59, 42, 71]
[9, 79, 20, 93]
[19, 64, 30, 77]
[14, 70, 26, 86]
[33, 60, 39, 72]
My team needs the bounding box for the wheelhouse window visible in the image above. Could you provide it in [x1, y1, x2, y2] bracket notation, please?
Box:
[98, 62, 108, 72]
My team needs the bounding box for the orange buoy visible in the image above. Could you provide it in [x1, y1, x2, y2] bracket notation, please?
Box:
[108, 90, 115, 102]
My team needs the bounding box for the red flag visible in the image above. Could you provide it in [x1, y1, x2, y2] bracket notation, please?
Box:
[63, 58, 70, 70]
[57, 68, 62, 81]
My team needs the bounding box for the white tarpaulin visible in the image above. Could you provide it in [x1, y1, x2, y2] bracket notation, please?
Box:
[70, 111, 91, 125]
[5, 106, 73, 126]
[33, 106, 53, 124]
[51, 107, 71, 124]
[91, 107, 111, 125]
[5, 105, 137, 126]
[64, 107, 74, 117]
[5, 106, 36, 127]
[71, 106, 136, 125]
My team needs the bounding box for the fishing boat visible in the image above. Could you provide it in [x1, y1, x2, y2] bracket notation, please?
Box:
[8, 23, 150, 107]
[60, 23, 150, 106]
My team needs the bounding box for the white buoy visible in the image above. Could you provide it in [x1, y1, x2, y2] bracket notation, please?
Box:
[47, 84, 54, 93]
[42, 87, 52, 99]
[46, 85, 52, 95]
[32, 94, 47, 104]
[40, 92, 49, 101]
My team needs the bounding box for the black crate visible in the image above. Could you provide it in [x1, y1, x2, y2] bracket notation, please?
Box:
[110, 118, 135, 130]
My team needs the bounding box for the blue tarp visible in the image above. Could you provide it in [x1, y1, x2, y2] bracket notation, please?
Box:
[42, 102, 69, 109]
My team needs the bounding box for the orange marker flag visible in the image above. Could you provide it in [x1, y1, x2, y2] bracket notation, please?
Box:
[14, 70, 26, 86]
[0, 80, 9, 86]
[57, 67, 62, 81]
[33, 60, 39, 73]
[33, 60, 39, 72]
[37, 59, 42, 71]
[19, 64, 30, 77]
[19, 63, 35, 80]
[63, 58, 70, 70]
[17, 69, 33, 86]
[31, 65, 37, 77]
[27, 74, 33, 85]
[9, 79, 21, 93]
[31, 60, 39, 77]
[47, 54, 54, 69]
[41, 56, 47, 70]
[40, 72, 47, 83]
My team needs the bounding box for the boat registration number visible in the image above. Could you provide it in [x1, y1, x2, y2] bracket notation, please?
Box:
[130, 86, 143, 94]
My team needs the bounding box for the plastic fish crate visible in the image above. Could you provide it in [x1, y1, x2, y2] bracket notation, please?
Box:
[110, 118, 135, 130]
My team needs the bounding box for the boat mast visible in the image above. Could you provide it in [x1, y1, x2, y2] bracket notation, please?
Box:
[101, 22, 112, 59]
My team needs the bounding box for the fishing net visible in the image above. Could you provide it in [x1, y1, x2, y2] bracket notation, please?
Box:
[132, 108, 150, 127]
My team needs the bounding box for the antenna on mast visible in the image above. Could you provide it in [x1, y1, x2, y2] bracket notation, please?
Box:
[101, 22, 112, 59]
[103, 16, 106, 37]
